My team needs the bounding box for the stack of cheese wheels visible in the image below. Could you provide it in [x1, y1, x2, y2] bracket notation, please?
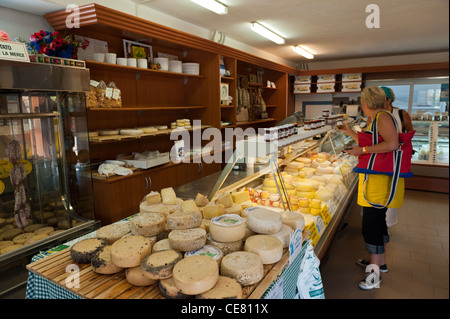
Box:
[295, 180, 316, 200]
[220, 251, 264, 286]
[70, 238, 108, 264]
[91, 245, 124, 275]
[295, 157, 311, 167]
[284, 161, 304, 175]
[168, 228, 206, 252]
[244, 207, 282, 235]
[130, 213, 166, 237]
[166, 210, 202, 230]
[207, 214, 245, 256]
[309, 198, 323, 216]
[172, 255, 219, 295]
[184, 244, 223, 266]
[280, 211, 305, 232]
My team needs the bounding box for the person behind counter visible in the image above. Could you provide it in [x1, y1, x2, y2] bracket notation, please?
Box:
[337, 86, 405, 290]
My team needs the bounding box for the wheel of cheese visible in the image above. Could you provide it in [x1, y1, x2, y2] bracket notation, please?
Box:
[139, 203, 169, 217]
[0, 241, 14, 250]
[310, 199, 322, 209]
[196, 275, 243, 299]
[220, 251, 264, 286]
[152, 238, 172, 252]
[34, 226, 55, 235]
[206, 233, 242, 256]
[244, 207, 282, 235]
[70, 238, 108, 264]
[270, 224, 293, 248]
[0, 244, 23, 255]
[119, 129, 143, 136]
[137, 127, 158, 134]
[184, 244, 223, 266]
[166, 210, 202, 230]
[2, 228, 23, 240]
[12, 232, 34, 244]
[96, 222, 131, 244]
[172, 255, 219, 295]
[91, 245, 123, 275]
[159, 277, 188, 299]
[244, 235, 283, 264]
[168, 228, 206, 252]
[125, 266, 158, 287]
[209, 214, 246, 243]
[141, 249, 182, 280]
[98, 130, 119, 136]
[24, 233, 49, 245]
[224, 203, 242, 216]
[110, 235, 152, 268]
[281, 211, 305, 232]
[130, 213, 165, 237]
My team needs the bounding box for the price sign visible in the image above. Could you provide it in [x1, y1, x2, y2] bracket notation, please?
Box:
[325, 199, 337, 216]
[320, 204, 331, 225]
[289, 228, 303, 265]
[0, 41, 30, 62]
[306, 222, 320, 247]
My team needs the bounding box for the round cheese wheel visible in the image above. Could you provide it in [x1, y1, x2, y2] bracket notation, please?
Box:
[141, 249, 182, 280]
[119, 129, 143, 136]
[244, 207, 282, 235]
[220, 251, 264, 286]
[130, 213, 165, 237]
[172, 255, 219, 295]
[310, 199, 322, 209]
[12, 233, 34, 244]
[166, 210, 202, 230]
[125, 266, 158, 287]
[152, 238, 172, 252]
[244, 235, 283, 264]
[281, 211, 305, 232]
[96, 222, 131, 244]
[168, 228, 206, 252]
[196, 276, 243, 299]
[184, 244, 223, 266]
[2, 228, 23, 241]
[0, 244, 23, 254]
[91, 245, 123, 275]
[209, 214, 246, 243]
[98, 130, 119, 136]
[295, 157, 311, 164]
[110, 235, 152, 268]
[34, 226, 54, 235]
[206, 233, 242, 256]
[137, 127, 158, 134]
[0, 241, 14, 250]
[159, 277, 188, 299]
[24, 233, 49, 244]
[70, 238, 108, 264]
[270, 224, 293, 248]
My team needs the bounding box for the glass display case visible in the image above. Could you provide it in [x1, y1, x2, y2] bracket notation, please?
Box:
[411, 120, 449, 165]
[0, 60, 97, 296]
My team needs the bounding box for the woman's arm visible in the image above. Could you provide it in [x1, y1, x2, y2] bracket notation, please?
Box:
[401, 110, 414, 132]
[345, 112, 399, 156]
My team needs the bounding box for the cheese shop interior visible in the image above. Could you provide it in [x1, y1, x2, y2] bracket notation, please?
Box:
[0, 0, 448, 301]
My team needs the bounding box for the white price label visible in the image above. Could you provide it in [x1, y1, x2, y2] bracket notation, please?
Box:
[105, 87, 113, 98]
[112, 88, 121, 100]
[90, 80, 99, 87]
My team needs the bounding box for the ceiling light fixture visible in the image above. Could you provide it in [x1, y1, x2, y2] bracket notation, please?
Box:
[250, 22, 285, 45]
[292, 45, 314, 59]
[191, 0, 228, 15]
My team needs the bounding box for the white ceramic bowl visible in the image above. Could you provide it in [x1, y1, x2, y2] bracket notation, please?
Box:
[154, 57, 169, 71]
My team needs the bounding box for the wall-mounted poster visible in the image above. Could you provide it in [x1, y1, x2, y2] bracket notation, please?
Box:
[123, 39, 153, 63]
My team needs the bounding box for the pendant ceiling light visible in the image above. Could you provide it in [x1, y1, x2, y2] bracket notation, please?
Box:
[191, 0, 228, 15]
[292, 45, 314, 59]
[250, 22, 285, 45]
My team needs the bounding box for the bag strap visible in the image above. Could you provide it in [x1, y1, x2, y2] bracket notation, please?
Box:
[363, 111, 403, 209]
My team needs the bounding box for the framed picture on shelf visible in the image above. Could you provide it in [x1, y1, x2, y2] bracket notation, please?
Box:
[123, 39, 153, 63]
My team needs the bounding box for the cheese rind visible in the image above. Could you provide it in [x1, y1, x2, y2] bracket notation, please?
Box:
[196, 276, 243, 299]
[161, 187, 177, 205]
[152, 238, 172, 252]
[172, 255, 219, 295]
[130, 213, 165, 237]
[244, 207, 282, 234]
[168, 228, 207, 252]
[281, 211, 305, 232]
[110, 235, 152, 268]
[159, 277, 188, 299]
[209, 214, 245, 243]
[270, 224, 293, 248]
[70, 238, 108, 264]
[206, 234, 242, 255]
[194, 193, 209, 207]
[216, 193, 233, 208]
[141, 249, 182, 280]
[145, 191, 161, 205]
[96, 222, 131, 244]
[125, 266, 158, 286]
[220, 251, 264, 286]
[166, 210, 202, 230]
[244, 235, 283, 264]
[184, 244, 223, 266]
[202, 204, 224, 219]
[91, 245, 124, 274]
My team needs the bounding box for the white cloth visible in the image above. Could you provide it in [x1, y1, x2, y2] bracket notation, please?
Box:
[391, 108, 403, 133]
[386, 207, 398, 227]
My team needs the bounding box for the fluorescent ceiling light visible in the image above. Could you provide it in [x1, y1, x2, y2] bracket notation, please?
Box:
[191, 0, 228, 15]
[250, 22, 285, 45]
[292, 45, 314, 59]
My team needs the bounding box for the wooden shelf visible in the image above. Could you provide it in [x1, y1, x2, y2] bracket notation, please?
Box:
[220, 104, 235, 109]
[265, 105, 277, 108]
[263, 86, 278, 90]
[87, 106, 207, 111]
[236, 118, 276, 126]
[220, 76, 235, 81]
[85, 60, 206, 79]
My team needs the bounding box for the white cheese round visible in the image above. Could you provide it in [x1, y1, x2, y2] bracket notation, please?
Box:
[244, 235, 283, 264]
[220, 251, 264, 286]
[244, 207, 282, 234]
[209, 214, 246, 242]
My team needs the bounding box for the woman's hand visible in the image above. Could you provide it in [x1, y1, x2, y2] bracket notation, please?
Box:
[336, 122, 352, 134]
[344, 146, 365, 156]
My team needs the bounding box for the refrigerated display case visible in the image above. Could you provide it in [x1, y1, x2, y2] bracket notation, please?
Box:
[406, 120, 449, 193]
[0, 60, 97, 296]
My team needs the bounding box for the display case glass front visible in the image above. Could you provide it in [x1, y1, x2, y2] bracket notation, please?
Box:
[412, 121, 432, 163]
[436, 122, 449, 164]
[411, 120, 449, 165]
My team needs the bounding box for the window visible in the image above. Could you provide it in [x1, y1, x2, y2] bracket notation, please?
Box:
[366, 78, 449, 115]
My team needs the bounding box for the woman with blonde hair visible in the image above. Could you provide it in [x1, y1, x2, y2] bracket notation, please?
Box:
[338, 86, 405, 290]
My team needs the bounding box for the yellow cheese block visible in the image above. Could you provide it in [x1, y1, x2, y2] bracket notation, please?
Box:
[231, 191, 250, 204]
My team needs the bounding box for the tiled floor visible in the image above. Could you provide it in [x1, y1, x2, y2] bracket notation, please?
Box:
[320, 189, 449, 299]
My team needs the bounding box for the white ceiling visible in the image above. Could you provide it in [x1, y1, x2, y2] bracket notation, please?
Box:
[2, 0, 449, 66]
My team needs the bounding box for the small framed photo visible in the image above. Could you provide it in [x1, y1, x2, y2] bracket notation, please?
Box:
[123, 39, 153, 63]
